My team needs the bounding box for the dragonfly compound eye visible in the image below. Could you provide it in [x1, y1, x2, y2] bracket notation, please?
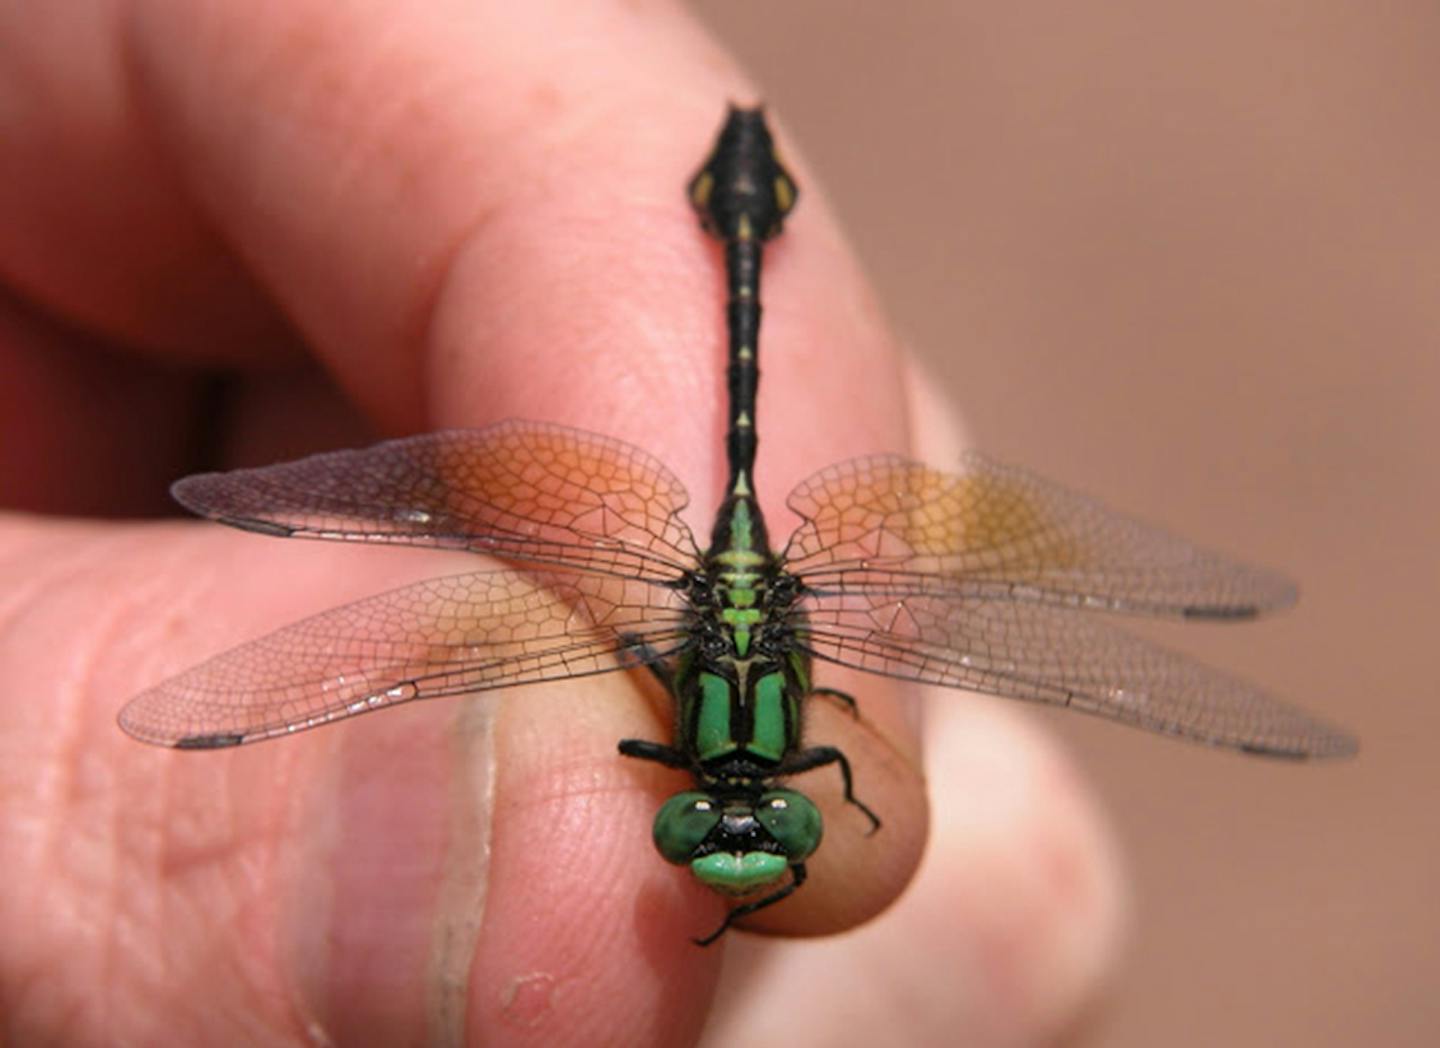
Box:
[652, 791, 722, 864]
[756, 789, 823, 861]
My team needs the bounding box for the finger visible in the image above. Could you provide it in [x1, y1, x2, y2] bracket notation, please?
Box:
[122, 0, 925, 936]
[1, 518, 723, 1045]
[0, 2, 299, 363]
[8, 3, 932, 1045]
[118, 1, 908, 469]
[699, 699, 1124, 1047]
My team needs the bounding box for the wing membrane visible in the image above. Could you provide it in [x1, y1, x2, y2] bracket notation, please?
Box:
[119, 569, 690, 748]
[784, 453, 1295, 618]
[174, 421, 701, 581]
[796, 591, 1355, 758]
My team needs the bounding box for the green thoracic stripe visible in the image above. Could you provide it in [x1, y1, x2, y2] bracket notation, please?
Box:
[726, 588, 757, 610]
[787, 651, 810, 694]
[729, 499, 756, 549]
[725, 605, 762, 656]
[696, 671, 733, 760]
[749, 672, 787, 761]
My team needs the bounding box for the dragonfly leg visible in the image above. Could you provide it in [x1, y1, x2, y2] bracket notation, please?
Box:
[694, 863, 808, 946]
[781, 745, 882, 834]
[810, 686, 861, 719]
[618, 738, 689, 768]
[617, 632, 676, 690]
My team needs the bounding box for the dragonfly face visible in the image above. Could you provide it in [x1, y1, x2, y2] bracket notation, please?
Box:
[653, 788, 822, 898]
[121, 107, 1356, 948]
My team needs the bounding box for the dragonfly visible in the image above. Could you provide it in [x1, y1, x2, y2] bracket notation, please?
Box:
[121, 106, 1357, 946]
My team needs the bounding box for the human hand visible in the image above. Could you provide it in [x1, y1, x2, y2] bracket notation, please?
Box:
[0, 2, 1120, 1044]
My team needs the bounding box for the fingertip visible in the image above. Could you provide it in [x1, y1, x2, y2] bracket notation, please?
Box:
[726, 679, 930, 940]
[467, 676, 720, 1045]
[698, 700, 1123, 1047]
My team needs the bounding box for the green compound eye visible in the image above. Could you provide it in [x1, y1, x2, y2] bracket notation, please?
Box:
[652, 792, 723, 864]
[756, 789, 822, 860]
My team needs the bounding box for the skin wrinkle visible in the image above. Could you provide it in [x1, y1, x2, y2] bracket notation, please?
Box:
[155, 765, 282, 1041]
[58, 553, 153, 782]
[253, 750, 306, 1034]
[0, 537, 53, 640]
[107, 690, 165, 1036]
[108, 557, 309, 1044]
[11, 535, 144, 891]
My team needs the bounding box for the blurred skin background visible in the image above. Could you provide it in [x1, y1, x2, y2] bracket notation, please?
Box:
[693, 2, 1435, 1046]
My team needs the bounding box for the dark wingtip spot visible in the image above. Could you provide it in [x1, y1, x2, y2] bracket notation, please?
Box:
[1237, 741, 1308, 760]
[1183, 605, 1261, 621]
[224, 516, 295, 538]
[175, 733, 247, 750]
[1237, 734, 1360, 760]
[169, 477, 295, 536]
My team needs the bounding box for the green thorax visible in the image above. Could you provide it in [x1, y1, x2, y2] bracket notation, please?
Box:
[706, 470, 775, 670]
[672, 482, 810, 769]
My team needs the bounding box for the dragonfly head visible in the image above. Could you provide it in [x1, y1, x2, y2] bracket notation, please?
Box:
[651, 788, 822, 896]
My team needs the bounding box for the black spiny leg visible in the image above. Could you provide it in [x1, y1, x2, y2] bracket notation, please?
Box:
[618, 738, 689, 767]
[617, 632, 677, 691]
[616, 633, 682, 762]
[694, 863, 809, 947]
[781, 745, 882, 834]
[811, 686, 862, 719]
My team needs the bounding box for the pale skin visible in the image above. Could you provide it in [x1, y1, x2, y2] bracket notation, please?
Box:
[0, 2, 1122, 1045]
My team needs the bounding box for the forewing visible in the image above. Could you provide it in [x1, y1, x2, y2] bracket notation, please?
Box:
[784, 452, 1295, 619]
[119, 569, 690, 748]
[173, 421, 700, 581]
[796, 591, 1356, 758]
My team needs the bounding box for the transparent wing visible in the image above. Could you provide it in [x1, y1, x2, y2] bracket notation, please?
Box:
[173, 421, 701, 582]
[795, 592, 1356, 758]
[119, 569, 691, 748]
[783, 452, 1295, 619]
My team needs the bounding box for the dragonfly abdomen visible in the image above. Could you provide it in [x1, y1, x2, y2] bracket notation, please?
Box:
[690, 106, 797, 503]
